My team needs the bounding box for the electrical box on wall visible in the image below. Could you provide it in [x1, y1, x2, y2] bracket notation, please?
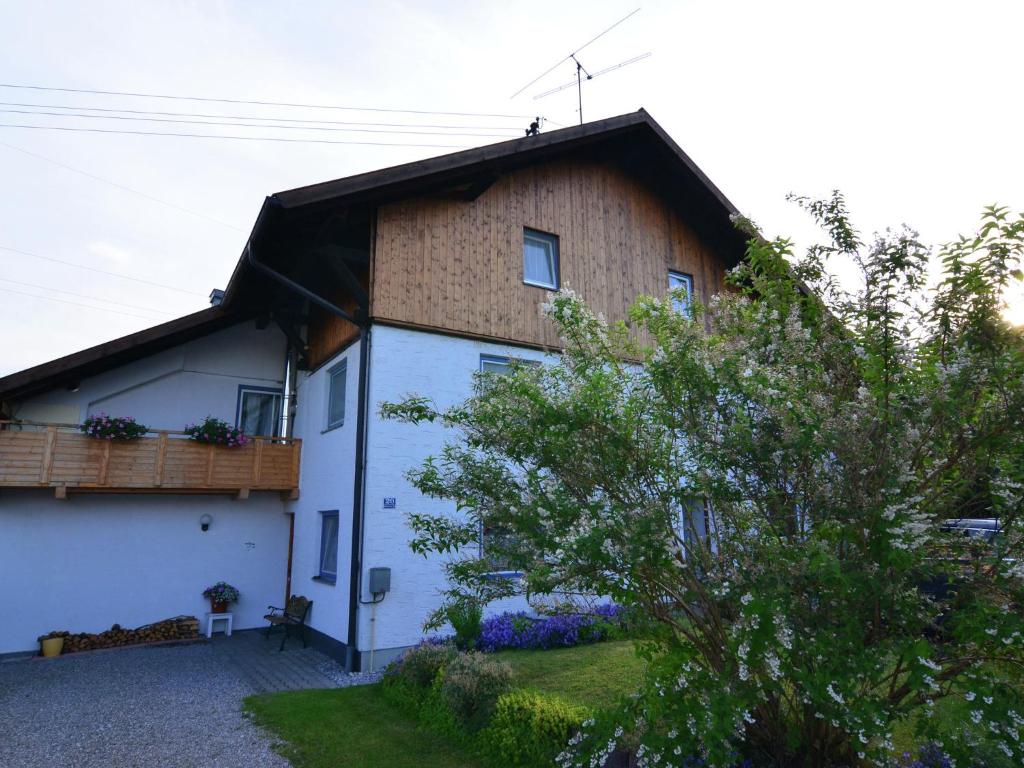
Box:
[368, 567, 391, 596]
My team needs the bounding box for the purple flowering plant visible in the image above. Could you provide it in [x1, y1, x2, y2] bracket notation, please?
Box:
[184, 416, 248, 448]
[478, 604, 622, 652]
[80, 412, 148, 440]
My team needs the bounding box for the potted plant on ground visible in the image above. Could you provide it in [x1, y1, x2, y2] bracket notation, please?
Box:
[202, 582, 240, 613]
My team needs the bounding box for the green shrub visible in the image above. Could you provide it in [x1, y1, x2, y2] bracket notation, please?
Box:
[446, 600, 483, 650]
[387, 642, 457, 690]
[439, 651, 513, 732]
[479, 690, 590, 768]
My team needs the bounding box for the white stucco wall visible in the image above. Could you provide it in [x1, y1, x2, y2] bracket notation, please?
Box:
[0, 490, 290, 654]
[285, 339, 361, 646]
[358, 325, 549, 654]
[10, 320, 287, 431]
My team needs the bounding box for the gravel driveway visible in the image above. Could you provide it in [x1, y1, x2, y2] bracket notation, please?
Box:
[0, 642, 293, 768]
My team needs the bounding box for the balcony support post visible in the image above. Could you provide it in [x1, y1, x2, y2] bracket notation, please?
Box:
[40, 425, 57, 484]
[154, 431, 168, 487]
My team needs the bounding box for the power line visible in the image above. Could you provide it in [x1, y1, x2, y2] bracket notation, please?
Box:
[0, 141, 246, 232]
[0, 276, 175, 316]
[0, 122, 476, 148]
[509, 7, 642, 98]
[0, 245, 206, 296]
[0, 83, 535, 119]
[0, 285, 175, 321]
[0, 107, 520, 138]
[0, 101, 522, 131]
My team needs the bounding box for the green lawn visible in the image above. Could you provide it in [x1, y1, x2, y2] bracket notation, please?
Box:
[245, 640, 643, 768]
[245, 685, 483, 768]
[496, 640, 644, 710]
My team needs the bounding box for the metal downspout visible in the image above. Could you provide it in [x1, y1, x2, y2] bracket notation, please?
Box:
[246, 230, 370, 670]
[345, 325, 371, 672]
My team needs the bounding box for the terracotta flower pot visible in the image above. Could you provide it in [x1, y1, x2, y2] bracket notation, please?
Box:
[210, 600, 228, 614]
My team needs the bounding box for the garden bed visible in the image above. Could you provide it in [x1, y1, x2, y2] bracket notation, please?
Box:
[246, 640, 642, 768]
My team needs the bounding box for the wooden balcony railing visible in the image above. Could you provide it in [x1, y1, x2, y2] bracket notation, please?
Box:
[0, 421, 301, 498]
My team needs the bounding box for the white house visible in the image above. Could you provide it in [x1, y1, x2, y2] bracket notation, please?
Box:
[0, 110, 745, 668]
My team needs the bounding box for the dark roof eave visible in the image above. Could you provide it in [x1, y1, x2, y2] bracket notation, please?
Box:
[0, 306, 239, 402]
[267, 110, 740, 220]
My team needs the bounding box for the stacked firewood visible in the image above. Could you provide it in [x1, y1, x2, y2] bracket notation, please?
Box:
[40, 615, 200, 654]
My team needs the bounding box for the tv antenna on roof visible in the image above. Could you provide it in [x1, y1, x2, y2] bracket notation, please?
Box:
[533, 52, 652, 122]
[509, 7, 647, 124]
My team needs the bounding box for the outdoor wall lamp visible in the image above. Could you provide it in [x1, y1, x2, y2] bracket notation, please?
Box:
[200, 514, 213, 532]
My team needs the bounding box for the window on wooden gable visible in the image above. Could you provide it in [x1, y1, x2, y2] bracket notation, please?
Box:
[317, 510, 339, 582]
[523, 228, 559, 289]
[669, 270, 694, 316]
[236, 387, 282, 437]
[326, 360, 347, 431]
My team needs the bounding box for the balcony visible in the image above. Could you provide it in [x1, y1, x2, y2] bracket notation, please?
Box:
[0, 421, 301, 499]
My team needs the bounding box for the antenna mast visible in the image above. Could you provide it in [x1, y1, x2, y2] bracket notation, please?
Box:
[509, 7, 644, 125]
[571, 55, 592, 124]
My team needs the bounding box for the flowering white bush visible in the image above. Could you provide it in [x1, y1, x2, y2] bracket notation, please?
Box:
[383, 197, 1024, 766]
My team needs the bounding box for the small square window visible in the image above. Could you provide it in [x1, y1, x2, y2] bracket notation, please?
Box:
[326, 360, 347, 431]
[523, 229, 559, 289]
[669, 271, 694, 316]
[318, 511, 339, 582]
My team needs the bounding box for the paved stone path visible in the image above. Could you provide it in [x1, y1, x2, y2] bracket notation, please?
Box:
[211, 628, 339, 692]
[0, 631, 354, 768]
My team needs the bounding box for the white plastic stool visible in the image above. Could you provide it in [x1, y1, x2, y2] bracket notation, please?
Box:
[205, 612, 234, 638]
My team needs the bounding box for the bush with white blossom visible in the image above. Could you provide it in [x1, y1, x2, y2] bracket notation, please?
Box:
[382, 196, 1024, 766]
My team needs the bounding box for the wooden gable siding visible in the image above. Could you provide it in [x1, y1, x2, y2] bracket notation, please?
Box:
[370, 158, 726, 348]
[305, 263, 367, 369]
[307, 290, 361, 369]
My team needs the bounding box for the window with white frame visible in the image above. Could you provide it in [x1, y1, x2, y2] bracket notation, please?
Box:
[480, 354, 513, 375]
[669, 270, 694, 316]
[677, 497, 709, 552]
[480, 521, 518, 574]
[479, 354, 541, 377]
[326, 360, 347, 430]
[318, 510, 339, 582]
[523, 228, 559, 289]
[236, 387, 282, 437]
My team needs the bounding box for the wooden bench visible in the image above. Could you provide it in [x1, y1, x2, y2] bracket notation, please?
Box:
[263, 595, 312, 651]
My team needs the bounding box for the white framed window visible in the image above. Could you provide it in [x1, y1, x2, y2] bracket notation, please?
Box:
[669, 270, 694, 316]
[480, 354, 512, 375]
[326, 360, 347, 431]
[523, 228, 559, 289]
[678, 497, 708, 545]
[236, 386, 282, 437]
[479, 354, 540, 375]
[317, 510, 339, 583]
[480, 521, 519, 575]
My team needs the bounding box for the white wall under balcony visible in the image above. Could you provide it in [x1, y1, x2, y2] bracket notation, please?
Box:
[0, 490, 290, 654]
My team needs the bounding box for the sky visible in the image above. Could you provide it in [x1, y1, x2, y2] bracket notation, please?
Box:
[0, 0, 1021, 377]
